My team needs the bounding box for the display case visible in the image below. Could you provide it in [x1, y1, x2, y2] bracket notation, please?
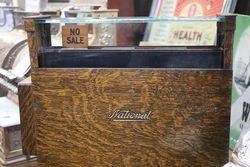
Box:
[20, 15, 235, 166]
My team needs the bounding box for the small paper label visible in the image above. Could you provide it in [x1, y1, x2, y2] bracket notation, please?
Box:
[62, 25, 88, 48]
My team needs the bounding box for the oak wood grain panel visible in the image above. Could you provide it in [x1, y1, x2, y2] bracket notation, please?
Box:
[32, 69, 231, 167]
[18, 84, 36, 155]
[222, 15, 236, 69]
[24, 16, 51, 69]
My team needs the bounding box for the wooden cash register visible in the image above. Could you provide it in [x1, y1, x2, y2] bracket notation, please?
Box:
[19, 15, 235, 166]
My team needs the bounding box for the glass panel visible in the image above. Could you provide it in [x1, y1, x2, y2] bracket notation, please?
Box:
[36, 17, 223, 47]
[35, 17, 224, 24]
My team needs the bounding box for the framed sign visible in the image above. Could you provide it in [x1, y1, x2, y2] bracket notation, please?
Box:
[174, 0, 226, 17]
[142, 0, 228, 46]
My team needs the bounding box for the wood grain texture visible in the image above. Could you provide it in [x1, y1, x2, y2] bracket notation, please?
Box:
[24, 16, 51, 69]
[21, 16, 52, 155]
[18, 84, 36, 156]
[222, 15, 236, 69]
[32, 69, 231, 167]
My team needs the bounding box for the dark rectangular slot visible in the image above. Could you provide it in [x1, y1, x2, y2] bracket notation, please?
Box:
[38, 47, 223, 68]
